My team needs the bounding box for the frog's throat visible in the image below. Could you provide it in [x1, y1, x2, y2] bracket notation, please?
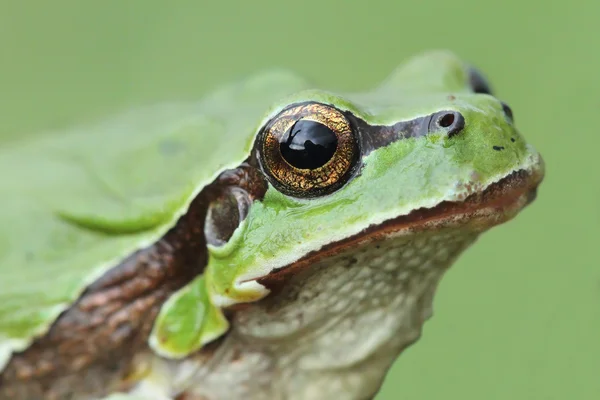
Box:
[136, 219, 480, 400]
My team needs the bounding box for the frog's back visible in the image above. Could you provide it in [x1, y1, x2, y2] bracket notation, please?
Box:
[0, 69, 310, 381]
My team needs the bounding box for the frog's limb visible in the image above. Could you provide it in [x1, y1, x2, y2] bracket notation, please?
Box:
[149, 274, 228, 358]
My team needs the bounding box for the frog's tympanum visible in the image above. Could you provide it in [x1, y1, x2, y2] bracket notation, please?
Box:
[0, 51, 544, 400]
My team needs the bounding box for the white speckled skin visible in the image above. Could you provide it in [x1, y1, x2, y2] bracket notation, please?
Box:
[134, 226, 479, 400]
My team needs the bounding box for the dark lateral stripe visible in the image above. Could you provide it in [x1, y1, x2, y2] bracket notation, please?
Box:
[345, 110, 463, 156]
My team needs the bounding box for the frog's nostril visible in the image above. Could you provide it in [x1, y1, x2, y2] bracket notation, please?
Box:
[438, 113, 455, 127]
[436, 111, 465, 138]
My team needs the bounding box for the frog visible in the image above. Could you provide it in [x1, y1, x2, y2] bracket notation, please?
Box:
[0, 50, 544, 400]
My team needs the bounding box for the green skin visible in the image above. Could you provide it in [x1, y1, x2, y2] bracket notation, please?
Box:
[0, 50, 543, 400]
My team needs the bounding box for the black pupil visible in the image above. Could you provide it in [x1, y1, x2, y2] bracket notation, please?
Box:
[279, 119, 338, 170]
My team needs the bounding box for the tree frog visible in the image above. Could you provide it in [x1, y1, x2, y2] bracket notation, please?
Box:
[0, 50, 544, 400]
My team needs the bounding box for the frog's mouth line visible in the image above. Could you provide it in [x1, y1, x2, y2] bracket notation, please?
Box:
[257, 166, 543, 289]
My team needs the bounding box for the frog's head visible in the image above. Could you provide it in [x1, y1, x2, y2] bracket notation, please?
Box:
[146, 52, 545, 395]
[205, 50, 544, 307]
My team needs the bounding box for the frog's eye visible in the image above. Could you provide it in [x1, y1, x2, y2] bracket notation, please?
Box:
[467, 66, 493, 95]
[258, 102, 359, 197]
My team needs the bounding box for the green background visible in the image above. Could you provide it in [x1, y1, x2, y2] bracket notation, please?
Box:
[1, 1, 598, 399]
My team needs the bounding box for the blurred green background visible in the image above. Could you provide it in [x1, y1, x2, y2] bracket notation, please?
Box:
[1, 1, 598, 399]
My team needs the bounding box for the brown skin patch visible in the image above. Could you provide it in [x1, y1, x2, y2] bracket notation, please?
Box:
[0, 164, 268, 400]
[175, 393, 211, 400]
[348, 109, 466, 156]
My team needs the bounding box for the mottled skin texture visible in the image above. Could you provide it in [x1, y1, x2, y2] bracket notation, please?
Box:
[0, 167, 266, 399]
[0, 204, 204, 399]
[164, 228, 479, 400]
[1, 241, 183, 399]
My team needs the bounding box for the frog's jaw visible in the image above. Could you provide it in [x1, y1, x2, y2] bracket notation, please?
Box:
[223, 147, 543, 301]
[257, 160, 542, 290]
[143, 223, 479, 399]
